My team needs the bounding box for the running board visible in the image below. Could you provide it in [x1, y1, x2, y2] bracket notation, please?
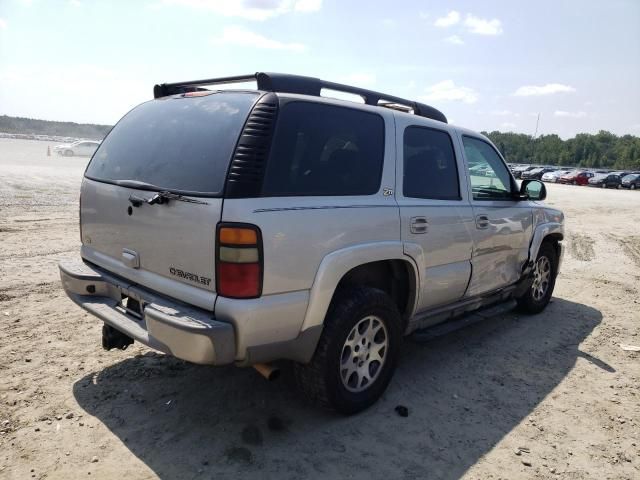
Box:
[411, 299, 518, 342]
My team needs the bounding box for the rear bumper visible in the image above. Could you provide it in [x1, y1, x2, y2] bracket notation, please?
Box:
[59, 259, 235, 365]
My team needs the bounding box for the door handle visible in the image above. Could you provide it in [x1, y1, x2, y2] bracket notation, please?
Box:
[475, 214, 490, 229]
[410, 216, 428, 234]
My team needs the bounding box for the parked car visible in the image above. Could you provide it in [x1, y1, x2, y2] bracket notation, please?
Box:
[541, 170, 571, 183]
[469, 164, 494, 177]
[559, 170, 594, 185]
[53, 140, 101, 157]
[59, 72, 564, 413]
[621, 173, 640, 190]
[512, 165, 536, 179]
[522, 167, 555, 180]
[588, 173, 622, 188]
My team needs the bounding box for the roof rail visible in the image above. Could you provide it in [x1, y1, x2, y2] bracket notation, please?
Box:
[153, 72, 447, 123]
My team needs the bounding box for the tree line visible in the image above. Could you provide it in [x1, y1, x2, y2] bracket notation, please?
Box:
[484, 130, 640, 170]
[0, 115, 111, 140]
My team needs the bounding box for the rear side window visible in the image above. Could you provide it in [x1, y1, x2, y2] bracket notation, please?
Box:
[403, 126, 460, 200]
[262, 102, 385, 196]
[85, 92, 259, 195]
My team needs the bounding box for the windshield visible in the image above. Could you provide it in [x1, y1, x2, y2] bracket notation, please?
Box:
[85, 91, 259, 196]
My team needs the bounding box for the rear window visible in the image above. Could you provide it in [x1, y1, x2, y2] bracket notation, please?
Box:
[85, 92, 259, 195]
[262, 102, 385, 196]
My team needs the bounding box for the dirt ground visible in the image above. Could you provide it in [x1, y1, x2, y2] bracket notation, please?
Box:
[1, 137, 638, 480]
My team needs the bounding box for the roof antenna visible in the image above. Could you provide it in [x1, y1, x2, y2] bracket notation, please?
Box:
[530, 113, 540, 163]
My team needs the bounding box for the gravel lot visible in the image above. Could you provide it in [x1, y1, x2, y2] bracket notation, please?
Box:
[1, 138, 638, 480]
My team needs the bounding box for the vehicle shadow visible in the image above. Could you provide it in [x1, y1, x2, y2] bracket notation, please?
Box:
[73, 297, 605, 479]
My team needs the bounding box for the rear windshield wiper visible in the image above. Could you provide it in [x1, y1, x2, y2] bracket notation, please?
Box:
[117, 180, 209, 206]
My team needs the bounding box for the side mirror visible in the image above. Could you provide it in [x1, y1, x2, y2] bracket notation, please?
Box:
[520, 179, 547, 201]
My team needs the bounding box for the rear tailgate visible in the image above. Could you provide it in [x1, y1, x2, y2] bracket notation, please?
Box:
[80, 179, 222, 310]
[80, 90, 260, 310]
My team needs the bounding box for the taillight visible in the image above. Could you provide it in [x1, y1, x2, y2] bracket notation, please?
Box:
[79, 189, 83, 243]
[216, 224, 262, 298]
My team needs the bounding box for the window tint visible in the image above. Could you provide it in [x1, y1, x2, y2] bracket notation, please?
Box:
[85, 92, 259, 195]
[462, 136, 513, 200]
[403, 127, 460, 200]
[262, 102, 384, 196]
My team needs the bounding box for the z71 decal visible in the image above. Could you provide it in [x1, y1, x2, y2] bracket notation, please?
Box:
[169, 267, 211, 286]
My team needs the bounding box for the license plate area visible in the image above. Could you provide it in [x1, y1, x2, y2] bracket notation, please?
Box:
[116, 293, 145, 319]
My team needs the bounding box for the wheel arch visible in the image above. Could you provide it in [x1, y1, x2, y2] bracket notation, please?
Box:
[528, 222, 564, 276]
[300, 242, 419, 333]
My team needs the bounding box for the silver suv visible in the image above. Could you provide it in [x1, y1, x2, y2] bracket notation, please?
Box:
[60, 73, 564, 413]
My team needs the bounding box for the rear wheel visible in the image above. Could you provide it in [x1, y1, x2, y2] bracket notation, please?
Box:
[517, 242, 558, 314]
[601, 183, 606, 188]
[631, 184, 636, 190]
[293, 286, 402, 414]
[64, 149, 74, 157]
[572, 180, 577, 185]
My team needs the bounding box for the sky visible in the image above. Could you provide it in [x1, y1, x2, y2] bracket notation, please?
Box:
[0, 0, 639, 138]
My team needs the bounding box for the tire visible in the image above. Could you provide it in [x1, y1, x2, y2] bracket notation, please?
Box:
[293, 286, 402, 414]
[572, 180, 577, 185]
[601, 183, 605, 188]
[631, 184, 636, 190]
[517, 242, 558, 314]
[64, 150, 74, 157]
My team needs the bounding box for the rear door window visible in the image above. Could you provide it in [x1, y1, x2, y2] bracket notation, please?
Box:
[403, 126, 460, 200]
[262, 102, 385, 196]
[85, 92, 259, 196]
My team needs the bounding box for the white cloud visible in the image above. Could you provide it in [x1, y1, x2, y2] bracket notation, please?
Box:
[211, 26, 306, 52]
[491, 109, 512, 116]
[381, 18, 396, 28]
[162, 0, 321, 21]
[434, 11, 460, 27]
[444, 35, 464, 45]
[554, 110, 587, 118]
[514, 83, 576, 96]
[293, 0, 321, 12]
[68, 0, 82, 6]
[421, 80, 478, 104]
[464, 14, 503, 35]
[419, 12, 429, 20]
[0, 18, 7, 29]
[500, 122, 517, 130]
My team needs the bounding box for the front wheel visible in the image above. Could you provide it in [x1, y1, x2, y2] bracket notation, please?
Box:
[631, 184, 636, 190]
[64, 150, 74, 157]
[517, 242, 558, 314]
[293, 286, 402, 414]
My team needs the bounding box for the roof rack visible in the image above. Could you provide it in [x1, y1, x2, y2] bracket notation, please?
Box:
[153, 72, 447, 123]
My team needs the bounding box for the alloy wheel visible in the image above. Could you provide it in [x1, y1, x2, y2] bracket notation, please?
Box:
[340, 316, 388, 392]
[531, 256, 551, 301]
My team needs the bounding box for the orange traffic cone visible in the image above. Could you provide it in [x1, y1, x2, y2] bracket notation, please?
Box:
[47, 145, 51, 157]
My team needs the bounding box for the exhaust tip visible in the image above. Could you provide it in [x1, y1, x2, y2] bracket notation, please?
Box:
[253, 363, 280, 381]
